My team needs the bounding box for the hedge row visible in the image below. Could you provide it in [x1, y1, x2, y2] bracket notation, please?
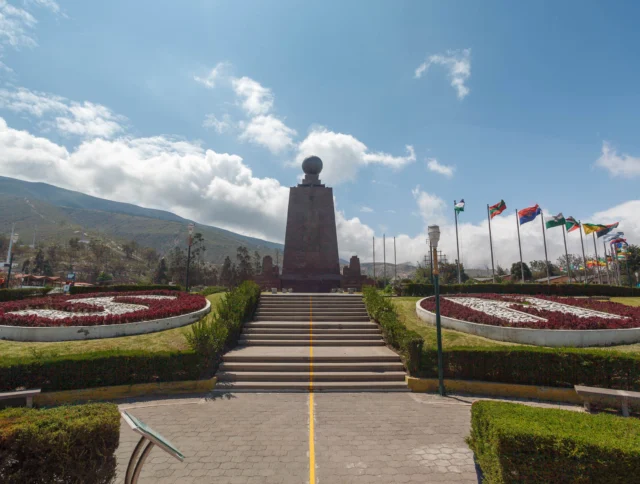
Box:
[186, 281, 261, 370]
[362, 286, 423, 374]
[199, 285, 227, 296]
[69, 284, 180, 295]
[468, 401, 640, 483]
[418, 346, 640, 391]
[0, 350, 202, 392]
[400, 282, 640, 298]
[0, 287, 49, 302]
[0, 403, 120, 484]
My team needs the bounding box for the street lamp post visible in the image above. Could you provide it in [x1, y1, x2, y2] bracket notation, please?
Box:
[428, 225, 445, 397]
[185, 223, 194, 292]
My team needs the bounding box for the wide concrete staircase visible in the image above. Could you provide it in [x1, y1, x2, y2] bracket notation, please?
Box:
[216, 294, 408, 391]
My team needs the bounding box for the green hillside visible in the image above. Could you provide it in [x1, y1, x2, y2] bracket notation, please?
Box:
[0, 177, 283, 264]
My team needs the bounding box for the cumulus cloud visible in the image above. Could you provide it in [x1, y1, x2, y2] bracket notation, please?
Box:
[238, 114, 296, 153]
[426, 158, 454, 177]
[193, 62, 229, 89]
[296, 127, 415, 185]
[232, 76, 274, 116]
[596, 141, 640, 178]
[415, 49, 471, 100]
[203, 113, 232, 133]
[360, 206, 374, 213]
[411, 186, 447, 226]
[0, 87, 125, 138]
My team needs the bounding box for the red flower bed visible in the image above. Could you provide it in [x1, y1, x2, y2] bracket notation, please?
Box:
[0, 291, 207, 328]
[420, 294, 640, 330]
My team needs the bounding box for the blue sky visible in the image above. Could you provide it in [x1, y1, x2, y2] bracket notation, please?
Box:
[1, 0, 639, 268]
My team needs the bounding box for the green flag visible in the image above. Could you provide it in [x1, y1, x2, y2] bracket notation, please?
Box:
[545, 212, 566, 229]
[454, 199, 465, 213]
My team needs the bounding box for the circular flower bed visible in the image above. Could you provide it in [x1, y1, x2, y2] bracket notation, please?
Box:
[0, 290, 207, 327]
[420, 294, 640, 330]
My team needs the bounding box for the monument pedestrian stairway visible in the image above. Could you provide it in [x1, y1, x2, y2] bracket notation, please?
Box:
[216, 294, 408, 391]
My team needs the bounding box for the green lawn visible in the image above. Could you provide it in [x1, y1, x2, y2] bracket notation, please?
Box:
[392, 296, 640, 352]
[0, 292, 225, 359]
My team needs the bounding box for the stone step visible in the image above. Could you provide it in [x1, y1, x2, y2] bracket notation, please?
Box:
[255, 315, 371, 322]
[218, 362, 405, 372]
[214, 381, 409, 392]
[222, 346, 403, 363]
[217, 371, 407, 382]
[239, 333, 383, 341]
[257, 305, 366, 311]
[255, 311, 369, 317]
[237, 339, 385, 346]
[243, 328, 381, 335]
[245, 322, 378, 330]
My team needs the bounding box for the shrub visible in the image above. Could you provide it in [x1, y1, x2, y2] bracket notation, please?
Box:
[199, 286, 227, 297]
[186, 281, 260, 369]
[468, 401, 640, 483]
[401, 283, 640, 298]
[0, 288, 49, 302]
[362, 286, 423, 374]
[418, 346, 640, 391]
[0, 350, 203, 392]
[0, 290, 207, 327]
[69, 284, 180, 295]
[0, 403, 120, 484]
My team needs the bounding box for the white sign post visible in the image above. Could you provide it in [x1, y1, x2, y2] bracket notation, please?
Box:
[121, 410, 185, 484]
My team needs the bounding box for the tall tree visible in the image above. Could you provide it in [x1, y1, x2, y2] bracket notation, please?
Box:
[141, 247, 159, 268]
[510, 262, 533, 281]
[122, 240, 138, 259]
[529, 260, 558, 280]
[33, 249, 45, 275]
[236, 246, 253, 282]
[154, 258, 168, 284]
[253, 250, 262, 274]
[220, 256, 235, 288]
[496, 265, 507, 276]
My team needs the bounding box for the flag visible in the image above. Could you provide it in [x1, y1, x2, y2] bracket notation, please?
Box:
[582, 223, 607, 235]
[565, 216, 580, 232]
[603, 231, 623, 242]
[454, 200, 465, 213]
[596, 222, 620, 238]
[489, 200, 507, 219]
[518, 204, 541, 225]
[545, 213, 566, 229]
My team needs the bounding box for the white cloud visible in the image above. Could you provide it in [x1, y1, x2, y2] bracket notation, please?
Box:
[426, 158, 454, 177]
[0, 87, 125, 138]
[415, 49, 471, 100]
[360, 206, 374, 213]
[0, 1, 37, 49]
[411, 186, 447, 226]
[238, 114, 296, 153]
[296, 127, 415, 185]
[232, 76, 274, 116]
[24, 0, 61, 15]
[385, 209, 396, 214]
[193, 62, 228, 89]
[203, 113, 232, 133]
[596, 141, 640, 178]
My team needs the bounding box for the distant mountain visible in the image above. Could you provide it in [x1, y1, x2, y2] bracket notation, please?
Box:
[360, 262, 417, 279]
[0, 176, 283, 264]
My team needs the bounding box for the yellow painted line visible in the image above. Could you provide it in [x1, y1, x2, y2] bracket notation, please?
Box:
[309, 295, 316, 484]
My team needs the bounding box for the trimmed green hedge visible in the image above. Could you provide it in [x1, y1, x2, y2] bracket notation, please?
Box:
[69, 284, 181, 295]
[199, 285, 227, 296]
[0, 287, 49, 302]
[0, 403, 120, 484]
[186, 281, 260, 369]
[0, 350, 202, 392]
[401, 283, 640, 297]
[418, 346, 640, 391]
[363, 286, 423, 374]
[468, 401, 640, 483]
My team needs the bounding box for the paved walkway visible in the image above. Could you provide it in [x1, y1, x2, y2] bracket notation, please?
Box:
[115, 392, 482, 484]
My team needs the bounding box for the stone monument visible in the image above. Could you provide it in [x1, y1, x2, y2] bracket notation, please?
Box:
[281, 156, 342, 292]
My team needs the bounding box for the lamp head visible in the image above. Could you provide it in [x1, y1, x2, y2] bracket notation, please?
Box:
[428, 225, 440, 248]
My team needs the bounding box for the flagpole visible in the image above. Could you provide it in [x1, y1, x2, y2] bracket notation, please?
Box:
[540, 212, 550, 284]
[516, 209, 524, 283]
[487, 204, 495, 283]
[383, 234, 386, 286]
[579, 222, 588, 284]
[562, 224, 571, 283]
[454, 200, 461, 284]
[592, 233, 602, 284]
[372, 236, 376, 281]
[611, 241, 620, 286]
[603, 239, 611, 285]
[393, 236, 397, 282]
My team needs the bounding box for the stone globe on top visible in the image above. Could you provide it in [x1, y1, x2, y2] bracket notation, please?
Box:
[302, 155, 323, 175]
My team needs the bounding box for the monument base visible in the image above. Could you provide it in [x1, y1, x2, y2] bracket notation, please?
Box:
[279, 274, 342, 293]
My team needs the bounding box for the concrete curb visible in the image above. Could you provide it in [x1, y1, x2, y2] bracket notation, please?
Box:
[0, 299, 211, 342]
[34, 377, 217, 406]
[406, 376, 581, 404]
[415, 297, 640, 347]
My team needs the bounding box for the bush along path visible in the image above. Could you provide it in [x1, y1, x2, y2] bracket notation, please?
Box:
[215, 290, 407, 391]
